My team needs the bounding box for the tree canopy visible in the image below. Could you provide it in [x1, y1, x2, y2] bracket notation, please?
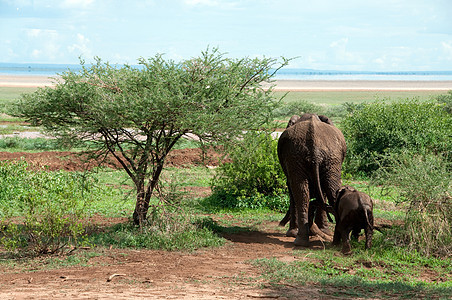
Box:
[17, 48, 288, 225]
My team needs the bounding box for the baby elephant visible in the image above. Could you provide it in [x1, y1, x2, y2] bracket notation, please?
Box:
[332, 186, 374, 254]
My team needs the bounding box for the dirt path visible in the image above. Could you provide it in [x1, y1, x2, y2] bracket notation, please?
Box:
[0, 225, 331, 299]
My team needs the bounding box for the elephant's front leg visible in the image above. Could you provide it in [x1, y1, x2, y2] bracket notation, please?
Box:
[292, 180, 310, 247]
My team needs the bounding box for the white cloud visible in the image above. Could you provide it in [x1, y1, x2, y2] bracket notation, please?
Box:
[27, 28, 42, 38]
[68, 33, 92, 57]
[184, 0, 218, 6]
[26, 28, 58, 39]
[442, 41, 452, 60]
[329, 38, 356, 62]
[31, 49, 42, 58]
[23, 29, 61, 61]
[61, 0, 94, 9]
[183, 0, 239, 9]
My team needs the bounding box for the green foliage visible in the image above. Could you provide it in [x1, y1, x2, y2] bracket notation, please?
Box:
[342, 99, 452, 174]
[372, 152, 451, 257]
[211, 132, 288, 211]
[0, 161, 99, 256]
[436, 90, 452, 114]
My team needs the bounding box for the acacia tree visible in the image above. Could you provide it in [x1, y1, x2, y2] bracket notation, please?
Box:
[17, 49, 288, 226]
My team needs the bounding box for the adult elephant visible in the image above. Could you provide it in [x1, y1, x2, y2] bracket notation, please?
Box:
[279, 114, 335, 237]
[277, 113, 346, 246]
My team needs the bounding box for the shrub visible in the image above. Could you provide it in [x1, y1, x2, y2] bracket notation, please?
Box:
[211, 132, 288, 211]
[342, 99, 452, 174]
[436, 90, 452, 114]
[372, 151, 451, 257]
[273, 99, 323, 120]
[0, 161, 96, 256]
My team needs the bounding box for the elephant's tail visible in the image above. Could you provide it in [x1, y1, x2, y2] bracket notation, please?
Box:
[279, 209, 290, 226]
[313, 164, 335, 223]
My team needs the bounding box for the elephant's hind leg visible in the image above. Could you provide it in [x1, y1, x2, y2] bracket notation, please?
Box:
[315, 209, 333, 236]
[291, 179, 310, 247]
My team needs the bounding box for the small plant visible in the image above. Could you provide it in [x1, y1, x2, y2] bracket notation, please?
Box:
[211, 131, 288, 211]
[0, 161, 97, 256]
[436, 90, 452, 114]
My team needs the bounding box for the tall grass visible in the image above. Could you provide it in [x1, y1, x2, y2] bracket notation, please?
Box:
[373, 152, 451, 257]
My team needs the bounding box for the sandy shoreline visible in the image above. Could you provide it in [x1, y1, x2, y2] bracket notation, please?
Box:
[0, 74, 58, 87]
[1, 74, 451, 91]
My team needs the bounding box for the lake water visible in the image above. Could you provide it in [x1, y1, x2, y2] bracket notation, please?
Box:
[1, 62, 452, 81]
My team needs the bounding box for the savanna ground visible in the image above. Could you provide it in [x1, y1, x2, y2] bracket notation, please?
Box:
[0, 85, 450, 299]
[0, 149, 349, 299]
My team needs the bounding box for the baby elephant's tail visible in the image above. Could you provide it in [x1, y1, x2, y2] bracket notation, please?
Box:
[358, 195, 374, 250]
[358, 196, 373, 229]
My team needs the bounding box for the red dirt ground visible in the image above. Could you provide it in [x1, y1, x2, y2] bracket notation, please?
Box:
[0, 150, 397, 299]
[0, 148, 225, 171]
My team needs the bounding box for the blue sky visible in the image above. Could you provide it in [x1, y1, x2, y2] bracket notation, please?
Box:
[1, 0, 452, 71]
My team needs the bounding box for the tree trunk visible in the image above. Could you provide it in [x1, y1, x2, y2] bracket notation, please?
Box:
[133, 182, 148, 226]
[132, 161, 165, 226]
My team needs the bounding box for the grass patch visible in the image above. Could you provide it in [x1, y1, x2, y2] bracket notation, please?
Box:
[0, 249, 103, 271]
[89, 216, 225, 251]
[0, 87, 39, 114]
[0, 137, 66, 151]
[0, 87, 39, 101]
[253, 243, 451, 299]
[273, 90, 445, 106]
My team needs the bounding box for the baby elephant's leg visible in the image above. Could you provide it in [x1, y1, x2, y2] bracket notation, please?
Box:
[340, 228, 352, 255]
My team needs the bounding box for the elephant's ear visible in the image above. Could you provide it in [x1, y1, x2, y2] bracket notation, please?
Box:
[336, 187, 347, 202]
[318, 114, 334, 125]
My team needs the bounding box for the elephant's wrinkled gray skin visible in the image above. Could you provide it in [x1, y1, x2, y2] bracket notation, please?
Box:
[279, 114, 336, 238]
[278, 113, 346, 246]
[332, 186, 374, 255]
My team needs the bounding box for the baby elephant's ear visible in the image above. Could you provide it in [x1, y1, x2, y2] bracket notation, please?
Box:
[336, 186, 347, 201]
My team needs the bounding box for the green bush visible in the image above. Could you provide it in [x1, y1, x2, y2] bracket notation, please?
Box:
[372, 152, 451, 257]
[273, 100, 323, 119]
[211, 132, 288, 211]
[436, 90, 452, 114]
[342, 99, 452, 174]
[0, 161, 97, 256]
